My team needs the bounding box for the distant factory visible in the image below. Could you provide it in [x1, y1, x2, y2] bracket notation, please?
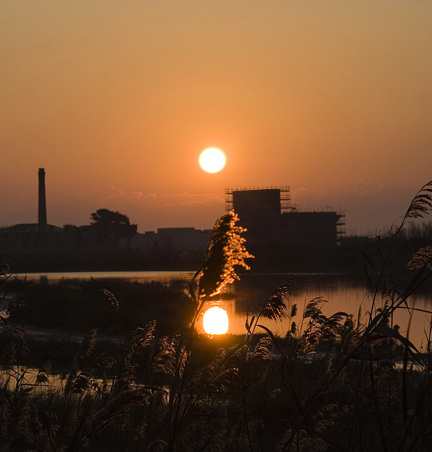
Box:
[131, 188, 345, 256]
[0, 169, 212, 255]
[0, 170, 350, 271]
[225, 186, 345, 267]
[123, 228, 212, 253]
[0, 169, 63, 251]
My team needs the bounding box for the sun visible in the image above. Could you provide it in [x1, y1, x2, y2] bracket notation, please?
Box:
[199, 148, 226, 173]
[203, 307, 229, 335]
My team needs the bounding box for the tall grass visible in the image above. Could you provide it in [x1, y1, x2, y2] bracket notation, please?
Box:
[1, 193, 432, 451]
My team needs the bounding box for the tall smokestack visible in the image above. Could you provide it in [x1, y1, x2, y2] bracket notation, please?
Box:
[38, 168, 47, 231]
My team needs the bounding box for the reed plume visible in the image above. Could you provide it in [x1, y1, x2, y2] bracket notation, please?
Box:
[0, 260, 11, 277]
[92, 387, 154, 427]
[152, 337, 179, 377]
[407, 245, 432, 270]
[405, 181, 432, 220]
[189, 211, 253, 330]
[99, 289, 119, 311]
[77, 328, 98, 363]
[190, 347, 229, 389]
[260, 280, 291, 321]
[194, 211, 252, 300]
[122, 320, 156, 358]
[113, 321, 156, 393]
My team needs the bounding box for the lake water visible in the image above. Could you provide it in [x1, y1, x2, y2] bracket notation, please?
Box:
[15, 270, 432, 350]
[16, 270, 196, 284]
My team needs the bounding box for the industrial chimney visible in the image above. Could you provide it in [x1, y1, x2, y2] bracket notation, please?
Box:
[38, 168, 47, 232]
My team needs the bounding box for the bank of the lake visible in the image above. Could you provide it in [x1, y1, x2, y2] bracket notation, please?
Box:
[2, 270, 432, 451]
[4, 270, 432, 350]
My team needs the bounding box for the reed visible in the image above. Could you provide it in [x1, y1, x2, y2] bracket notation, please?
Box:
[1, 182, 432, 451]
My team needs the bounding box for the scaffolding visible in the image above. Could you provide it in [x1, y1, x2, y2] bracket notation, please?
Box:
[336, 208, 346, 239]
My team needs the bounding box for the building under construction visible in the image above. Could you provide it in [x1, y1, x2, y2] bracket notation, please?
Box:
[225, 186, 345, 267]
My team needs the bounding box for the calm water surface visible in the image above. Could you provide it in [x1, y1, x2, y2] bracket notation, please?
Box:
[225, 273, 432, 351]
[17, 271, 432, 350]
[17, 270, 195, 284]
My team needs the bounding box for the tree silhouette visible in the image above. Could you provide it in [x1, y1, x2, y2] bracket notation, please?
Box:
[90, 209, 137, 247]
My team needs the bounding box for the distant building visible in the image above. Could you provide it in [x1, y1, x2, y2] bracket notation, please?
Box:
[0, 168, 64, 252]
[38, 168, 47, 232]
[0, 170, 357, 272]
[225, 186, 345, 267]
[0, 169, 213, 258]
[121, 227, 212, 253]
[0, 223, 63, 253]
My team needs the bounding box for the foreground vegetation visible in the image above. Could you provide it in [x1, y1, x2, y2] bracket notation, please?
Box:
[2, 183, 432, 451]
[6, 277, 195, 336]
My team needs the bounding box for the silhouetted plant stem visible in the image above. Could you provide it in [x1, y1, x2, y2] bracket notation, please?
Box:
[369, 181, 432, 321]
[368, 350, 389, 452]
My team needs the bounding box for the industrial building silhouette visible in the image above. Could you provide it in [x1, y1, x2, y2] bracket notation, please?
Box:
[0, 169, 211, 265]
[38, 168, 47, 232]
[0, 170, 346, 271]
[0, 168, 62, 251]
[226, 186, 345, 268]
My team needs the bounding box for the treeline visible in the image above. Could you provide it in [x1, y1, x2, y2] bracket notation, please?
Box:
[4, 221, 432, 275]
[336, 221, 432, 275]
[3, 249, 206, 273]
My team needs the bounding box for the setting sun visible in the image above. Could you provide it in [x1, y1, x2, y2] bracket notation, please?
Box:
[199, 148, 226, 173]
[203, 306, 229, 335]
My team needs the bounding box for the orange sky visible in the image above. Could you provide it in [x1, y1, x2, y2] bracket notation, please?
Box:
[1, 1, 431, 234]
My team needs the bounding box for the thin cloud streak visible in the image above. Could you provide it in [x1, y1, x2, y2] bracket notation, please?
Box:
[83, 185, 223, 208]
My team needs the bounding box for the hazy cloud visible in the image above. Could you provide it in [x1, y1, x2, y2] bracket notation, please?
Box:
[71, 185, 226, 232]
[90, 185, 223, 209]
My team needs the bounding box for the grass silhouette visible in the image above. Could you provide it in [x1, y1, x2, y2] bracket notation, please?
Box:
[1, 183, 432, 451]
